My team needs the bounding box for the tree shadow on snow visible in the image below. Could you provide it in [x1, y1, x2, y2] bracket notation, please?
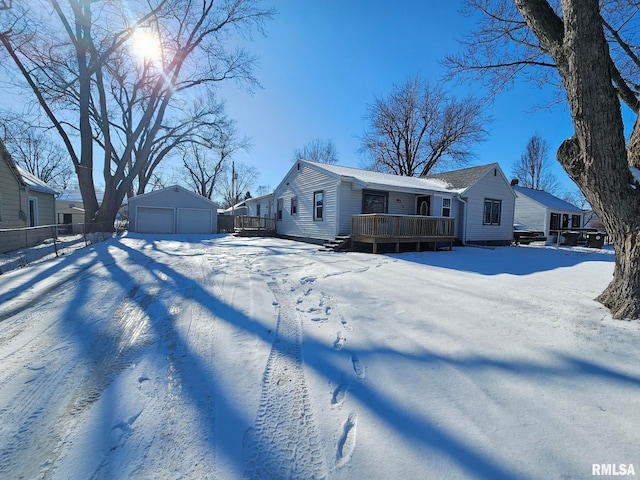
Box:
[389, 244, 614, 276]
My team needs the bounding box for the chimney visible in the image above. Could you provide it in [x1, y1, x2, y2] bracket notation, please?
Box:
[511, 178, 519, 186]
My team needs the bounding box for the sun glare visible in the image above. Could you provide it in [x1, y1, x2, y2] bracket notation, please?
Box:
[131, 29, 162, 62]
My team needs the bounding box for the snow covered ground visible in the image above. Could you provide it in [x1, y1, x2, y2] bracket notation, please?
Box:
[0, 234, 638, 479]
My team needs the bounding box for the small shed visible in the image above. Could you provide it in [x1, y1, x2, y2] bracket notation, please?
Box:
[128, 185, 218, 234]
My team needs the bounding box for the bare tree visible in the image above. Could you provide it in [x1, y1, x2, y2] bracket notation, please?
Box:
[181, 116, 249, 200]
[135, 95, 231, 195]
[2, 120, 73, 191]
[293, 138, 338, 164]
[447, 0, 640, 319]
[511, 132, 558, 192]
[217, 162, 259, 208]
[360, 77, 488, 177]
[0, 0, 273, 231]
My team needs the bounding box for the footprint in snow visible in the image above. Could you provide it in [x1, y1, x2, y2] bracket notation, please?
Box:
[332, 384, 349, 406]
[333, 332, 346, 350]
[352, 354, 366, 380]
[336, 412, 358, 466]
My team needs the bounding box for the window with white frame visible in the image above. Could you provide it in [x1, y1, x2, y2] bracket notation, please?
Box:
[442, 198, 451, 217]
[483, 199, 501, 225]
[291, 196, 297, 215]
[277, 198, 283, 221]
[313, 191, 323, 220]
[28, 196, 39, 226]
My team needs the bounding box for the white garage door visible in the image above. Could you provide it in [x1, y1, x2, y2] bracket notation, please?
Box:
[177, 208, 212, 234]
[136, 207, 174, 233]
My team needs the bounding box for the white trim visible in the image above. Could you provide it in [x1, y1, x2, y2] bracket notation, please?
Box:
[28, 196, 39, 226]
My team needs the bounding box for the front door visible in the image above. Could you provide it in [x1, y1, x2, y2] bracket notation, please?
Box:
[416, 196, 431, 216]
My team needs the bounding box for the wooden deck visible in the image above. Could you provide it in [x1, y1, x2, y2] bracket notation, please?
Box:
[234, 216, 276, 237]
[351, 214, 455, 253]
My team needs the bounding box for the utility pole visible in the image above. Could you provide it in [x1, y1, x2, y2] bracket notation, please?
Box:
[231, 160, 236, 216]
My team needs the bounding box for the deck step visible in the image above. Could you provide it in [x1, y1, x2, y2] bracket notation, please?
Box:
[320, 236, 351, 252]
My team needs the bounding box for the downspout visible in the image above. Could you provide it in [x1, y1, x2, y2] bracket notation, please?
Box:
[335, 177, 342, 239]
[456, 194, 467, 245]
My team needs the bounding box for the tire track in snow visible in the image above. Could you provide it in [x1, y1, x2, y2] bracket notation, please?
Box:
[0, 264, 160, 480]
[243, 280, 327, 480]
[102, 245, 218, 479]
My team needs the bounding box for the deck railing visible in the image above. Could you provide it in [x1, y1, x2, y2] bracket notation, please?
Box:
[351, 214, 455, 253]
[234, 216, 276, 232]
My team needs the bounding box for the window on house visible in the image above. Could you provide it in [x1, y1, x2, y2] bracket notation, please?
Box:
[483, 199, 501, 225]
[442, 198, 451, 217]
[28, 197, 38, 227]
[256, 203, 261, 217]
[562, 214, 570, 229]
[277, 198, 283, 221]
[550, 213, 560, 230]
[571, 214, 581, 228]
[362, 190, 388, 214]
[291, 196, 297, 215]
[314, 191, 323, 220]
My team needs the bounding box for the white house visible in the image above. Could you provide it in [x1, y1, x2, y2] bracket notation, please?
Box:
[512, 184, 583, 237]
[56, 190, 109, 233]
[272, 160, 516, 246]
[128, 185, 218, 234]
[223, 192, 274, 218]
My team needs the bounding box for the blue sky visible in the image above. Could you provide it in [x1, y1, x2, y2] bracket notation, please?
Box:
[219, 0, 585, 197]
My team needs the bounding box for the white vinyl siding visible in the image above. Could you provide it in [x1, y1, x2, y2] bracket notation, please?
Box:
[514, 191, 583, 237]
[463, 167, 515, 243]
[273, 163, 339, 241]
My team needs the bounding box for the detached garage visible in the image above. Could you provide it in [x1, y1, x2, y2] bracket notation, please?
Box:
[129, 185, 218, 234]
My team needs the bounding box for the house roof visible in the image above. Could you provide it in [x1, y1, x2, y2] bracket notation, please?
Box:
[16, 166, 58, 195]
[426, 163, 499, 191]
[1, 138, 25, 186]
[513, 185, 582, 212]
[57, 190, 105, 204]
[129, 184, 217, 207]
[298, 160, 461, 194]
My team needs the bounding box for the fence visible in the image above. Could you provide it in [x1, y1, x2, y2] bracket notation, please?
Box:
[217, 215, 235, 233]
[0, 222, 117, 274]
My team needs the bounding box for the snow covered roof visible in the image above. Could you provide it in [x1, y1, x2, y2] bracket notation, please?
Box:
[300, 160, 461, 194]
[513, 185, 582, 212]
[16, 165, 57, 195]
[57, 190, 105, 204]
[426, 163, 500, 191]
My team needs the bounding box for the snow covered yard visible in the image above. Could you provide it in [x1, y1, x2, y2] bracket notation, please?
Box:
[0, 234, 638, 479]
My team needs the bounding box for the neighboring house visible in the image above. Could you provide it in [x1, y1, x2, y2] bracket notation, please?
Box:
[56, 190, 106, 233]
[244, 193, 274, 218]
[512, 183, 583, 237]
[223, 193, 274, 218]
[1, 139, 57, 252]
[272, 160, 516, 245]
[128, 185, 218, 234]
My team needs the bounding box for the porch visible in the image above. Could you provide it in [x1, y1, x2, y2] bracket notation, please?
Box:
[234, 216, 276, 237]
[351, 214, 455, 254]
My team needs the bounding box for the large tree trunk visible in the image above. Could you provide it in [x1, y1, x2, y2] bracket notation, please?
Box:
[597, 233, 640, 319]
[516, 0, 640, 319]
